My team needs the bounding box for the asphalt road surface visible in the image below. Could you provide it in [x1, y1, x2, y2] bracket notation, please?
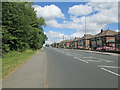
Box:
[3, 47, 119, 88]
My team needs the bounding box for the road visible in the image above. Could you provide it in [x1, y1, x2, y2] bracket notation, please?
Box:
[2, 47, 119, 88]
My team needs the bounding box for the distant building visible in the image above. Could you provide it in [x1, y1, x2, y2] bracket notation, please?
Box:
[59, 40, 73, 48]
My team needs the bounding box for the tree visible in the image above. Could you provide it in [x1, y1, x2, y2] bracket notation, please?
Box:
[2, 2, 47, 54]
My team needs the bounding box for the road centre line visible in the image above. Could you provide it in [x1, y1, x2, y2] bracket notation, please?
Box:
[74, 57, 88, 63]
[100, 68, 120, 77]
[98, 65, 120, 68]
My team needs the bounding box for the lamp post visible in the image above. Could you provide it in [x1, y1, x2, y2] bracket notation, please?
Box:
[84, 16, 87, 49]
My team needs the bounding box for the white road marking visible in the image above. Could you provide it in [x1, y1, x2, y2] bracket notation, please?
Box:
[98, 65, 120, 68]
[91, 57, 113, 62]
[100, 68, 120, 77]
[74, 57, 88, 63]
[66, 54, 71, 56]
[79, 57, 93, 58]
[86, 60, 102, 62]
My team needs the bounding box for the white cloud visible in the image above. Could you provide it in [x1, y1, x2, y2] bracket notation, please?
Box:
[88, 2, 118, 24]
[45, 31, 71, 44]
[68, 5, 93, 16]
[71, 32, 83, 38]
[33, 4, 64, 20]
[45, 30, 93, 44]
[115, 30, 120, 32]
[89, 0, 119, 2]
[46, 2, 118, 35]
[46, 19, 62, 28]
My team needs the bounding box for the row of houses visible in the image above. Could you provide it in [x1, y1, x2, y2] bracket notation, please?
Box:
[51, 29, 120, 51]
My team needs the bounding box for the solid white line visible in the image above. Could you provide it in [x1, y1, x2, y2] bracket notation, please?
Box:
[100, 68, 120, 77]
[74, 57, 88, 63]
[98, 65, 120, 68]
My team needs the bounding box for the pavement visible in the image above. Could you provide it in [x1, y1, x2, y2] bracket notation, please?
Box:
[2, 49, 46, 88]
[2, 47, 119, 88]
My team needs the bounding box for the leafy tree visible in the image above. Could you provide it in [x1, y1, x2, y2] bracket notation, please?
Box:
[2, 2, 47, 54]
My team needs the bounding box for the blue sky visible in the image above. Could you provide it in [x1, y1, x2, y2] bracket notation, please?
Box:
[33, 2, 118, 44]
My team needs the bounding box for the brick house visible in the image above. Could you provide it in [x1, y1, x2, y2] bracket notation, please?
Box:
[73, 37, 81, 48]
[90, 29, 117, 49]
[59, 40, 73, 48]
[76, 34, 93, 49]
[115, 31, 120, 50]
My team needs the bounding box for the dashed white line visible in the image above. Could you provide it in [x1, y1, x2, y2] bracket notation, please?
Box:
[100, 68, 120, 77]
[74, 57, 88, 63]
[91, 57, 113, 62]
[79, 57, 93, 58]
[98, 65, 120, 68]
[66, 54, 71, 56]
[86, 60, 101, 62]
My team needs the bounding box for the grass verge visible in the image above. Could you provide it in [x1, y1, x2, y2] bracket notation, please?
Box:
[1, 50, 37, 79]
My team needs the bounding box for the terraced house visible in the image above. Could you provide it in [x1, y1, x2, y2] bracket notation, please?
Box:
[115, 31, 120, 50]
[90, 29, 117, 49]
[59, 40, 73, 48]
[76, 34, 93, 49]
[51, 29, 119, 51]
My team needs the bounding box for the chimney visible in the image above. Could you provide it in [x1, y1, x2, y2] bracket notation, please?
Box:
[101, 29, 104, 33]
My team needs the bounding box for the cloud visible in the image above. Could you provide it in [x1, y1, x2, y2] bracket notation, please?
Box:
[89, 0, 119, 2]
[68, 5, 93, 16]
[115, 30, 120, 32]
[45, 31, 71, 44]
[33, 4, 64, 20]
[46, 19, 62, 28]
[46, 2, 118, 35]
[87, 2, 118, 24]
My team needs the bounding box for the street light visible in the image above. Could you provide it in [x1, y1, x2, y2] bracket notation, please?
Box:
[84, 16, 87, 49]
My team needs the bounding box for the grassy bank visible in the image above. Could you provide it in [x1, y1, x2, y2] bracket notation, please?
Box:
[2, 50, 37, 79]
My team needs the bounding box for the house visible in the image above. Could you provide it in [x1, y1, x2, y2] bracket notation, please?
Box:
[73, 37, 81, 48]
[90, 29, 117, 49]
[59, 40, 73, 48]
[76, 34, 93, 49]
[115, 31, 120, 50]
[59, 40, 66, 48]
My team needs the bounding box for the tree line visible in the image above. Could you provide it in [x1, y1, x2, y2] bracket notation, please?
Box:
[2, 2, 47, 54]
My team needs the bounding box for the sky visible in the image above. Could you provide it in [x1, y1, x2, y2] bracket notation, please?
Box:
[33, 1, 119, 44]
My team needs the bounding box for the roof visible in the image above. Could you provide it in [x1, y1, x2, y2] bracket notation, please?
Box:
[59, 40, 74, 43]
[94, 29, 117, 38]
[76, 34, 93, 40]
[74, 37, 81, 41]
